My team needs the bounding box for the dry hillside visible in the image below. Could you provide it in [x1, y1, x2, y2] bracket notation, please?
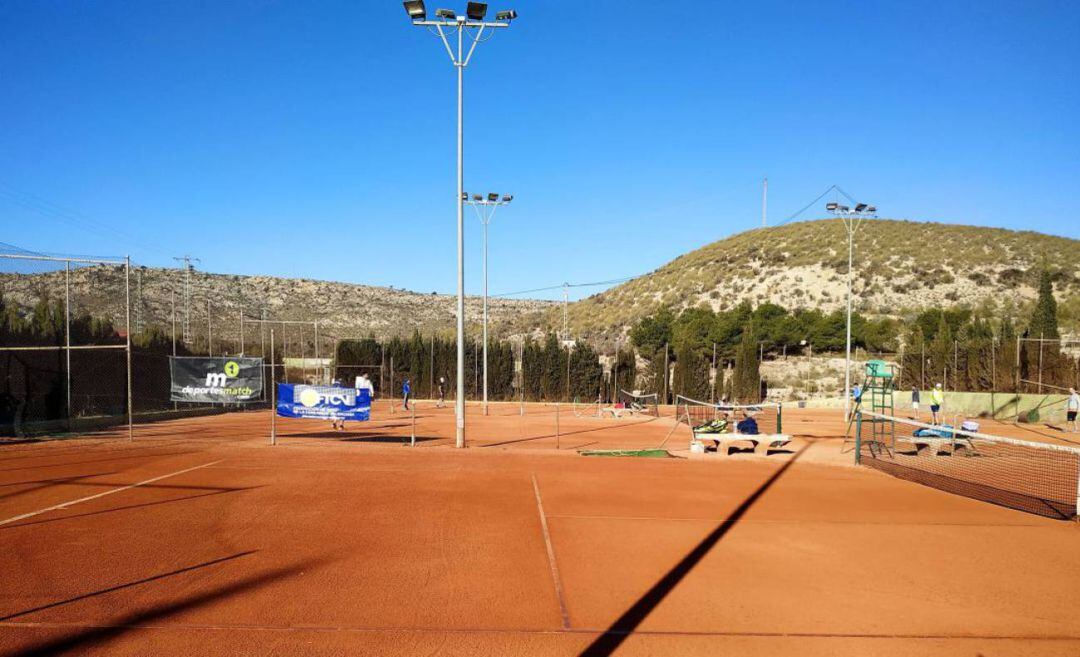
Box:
[547, 219, 1080, 343]
[0, 265, 554, 343]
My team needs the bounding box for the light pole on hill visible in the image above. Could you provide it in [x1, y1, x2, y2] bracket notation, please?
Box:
[403, 1, 518, 448]
[825, 201, 877, 421]
[466, 192, 514, 416]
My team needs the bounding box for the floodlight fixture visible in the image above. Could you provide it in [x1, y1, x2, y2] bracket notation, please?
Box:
[467, 2, 488, 20]
[461, 191, 469, 200]
[487, 192, 498, 201]
[495, 9, 517, 20]
[838, 205, 850, 212]
[502, 195, 513, 202]
[826, 202, 838, 211]
[435, 8, 456, 19]
[403, 0, 427, 20]
[472, 194, 483, 201]
[866, 205, 877, 213]
[854, 203, 868, 212]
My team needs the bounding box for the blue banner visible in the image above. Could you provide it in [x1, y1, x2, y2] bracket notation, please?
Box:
[276, 384, 371, 421]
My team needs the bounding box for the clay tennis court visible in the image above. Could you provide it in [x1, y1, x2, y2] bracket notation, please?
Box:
[3, 405, 1080, 656]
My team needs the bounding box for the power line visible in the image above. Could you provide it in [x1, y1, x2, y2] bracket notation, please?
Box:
[492, 276, 636, 298]
[0, 183, 174, 257]
[494, 185, 862, 300]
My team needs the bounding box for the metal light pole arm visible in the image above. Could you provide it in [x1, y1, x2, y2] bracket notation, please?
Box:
[434, 25, 457, 64]
[412, 20, 511, 29]
[463, 26, 486, 66]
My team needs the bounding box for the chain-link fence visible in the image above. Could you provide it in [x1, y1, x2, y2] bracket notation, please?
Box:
[1, 247, 133, 439]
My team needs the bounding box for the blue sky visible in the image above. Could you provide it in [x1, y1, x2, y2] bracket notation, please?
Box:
[1, 1, 1077, 300]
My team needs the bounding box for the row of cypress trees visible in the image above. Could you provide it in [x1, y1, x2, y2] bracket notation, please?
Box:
[334, 331, 637, 403]
[898, 271, 1079, 393]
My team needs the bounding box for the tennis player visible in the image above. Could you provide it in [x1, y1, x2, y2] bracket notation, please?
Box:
[1068, 388, 1079, 433]
[930, 383, 944, 424]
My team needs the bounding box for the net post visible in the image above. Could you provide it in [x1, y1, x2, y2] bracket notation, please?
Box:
[1075, 464, 1079, 520]
[854, 411, 862, 464]
[270, 328, 276, 446]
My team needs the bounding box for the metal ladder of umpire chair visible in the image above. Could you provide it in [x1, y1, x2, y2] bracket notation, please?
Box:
[863, 359, 896, 457]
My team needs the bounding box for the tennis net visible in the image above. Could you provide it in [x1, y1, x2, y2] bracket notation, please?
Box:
[617, 389, 659, 417]
[855, 410, 1080, 519]
[674, 395, 782, 436]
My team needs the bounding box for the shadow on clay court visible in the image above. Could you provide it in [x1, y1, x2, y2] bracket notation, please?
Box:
[0, 550, 258, 621]
[0, 486, 264, 532]
[0, 472, 118, 502]
[579, 443, 809, 657]
[0, 451, 203, 474]
[0, 440, 195, 463]
[4, 555, 333, 657]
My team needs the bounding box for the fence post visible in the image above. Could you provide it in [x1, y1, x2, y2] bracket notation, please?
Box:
[270, 328, 276, 446]
[555, 400, 560, 449]
[125, 256, 133, 442]
[411, 401, 416, 447]
[1038, 333, 1044, 393]
[64, 261, 72, 431]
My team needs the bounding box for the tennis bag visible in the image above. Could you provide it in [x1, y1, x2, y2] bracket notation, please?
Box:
[736, 417, 759, 435]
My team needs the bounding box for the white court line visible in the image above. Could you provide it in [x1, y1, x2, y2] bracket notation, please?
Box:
[532, 474, 570, 630]
[0, 460, 224, 527]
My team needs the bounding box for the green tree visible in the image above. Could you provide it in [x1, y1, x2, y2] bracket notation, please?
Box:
[928, 314, 953, 389]
[1023, 269, 1061, 391]
[731, 324, 760, 402]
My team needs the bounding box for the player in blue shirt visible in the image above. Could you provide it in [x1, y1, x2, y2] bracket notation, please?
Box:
[402, 379, 412, 411]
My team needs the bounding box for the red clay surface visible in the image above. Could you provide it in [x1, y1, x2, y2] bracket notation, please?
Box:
[2, 402, 1079, 656]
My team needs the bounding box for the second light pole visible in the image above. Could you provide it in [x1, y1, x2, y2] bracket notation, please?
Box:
[826, 200, 877, 421]
[466, 192, 513, 415]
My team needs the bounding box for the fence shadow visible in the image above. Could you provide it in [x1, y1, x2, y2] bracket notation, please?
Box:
[5, 555, 331, 657]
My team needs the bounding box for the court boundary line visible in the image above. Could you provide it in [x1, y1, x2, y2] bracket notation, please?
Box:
[2, 620, 1079, 641]
[544, 514, 1050, 528]
[532, 474, 570, 629]
[0, 460, 224, 527]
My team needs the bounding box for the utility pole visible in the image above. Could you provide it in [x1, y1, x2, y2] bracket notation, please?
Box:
[562, 283, 569, 341]
[403, 1, 518, 448]
[762, 176, 768, 227]
[207, 298, 212, 357]
[173, 255, 200, 345]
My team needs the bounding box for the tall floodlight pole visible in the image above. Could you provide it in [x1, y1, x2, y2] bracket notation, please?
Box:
[466, 192, 513, 416]
[826, 201, 877, 421]
[404, 1, 518, 448]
